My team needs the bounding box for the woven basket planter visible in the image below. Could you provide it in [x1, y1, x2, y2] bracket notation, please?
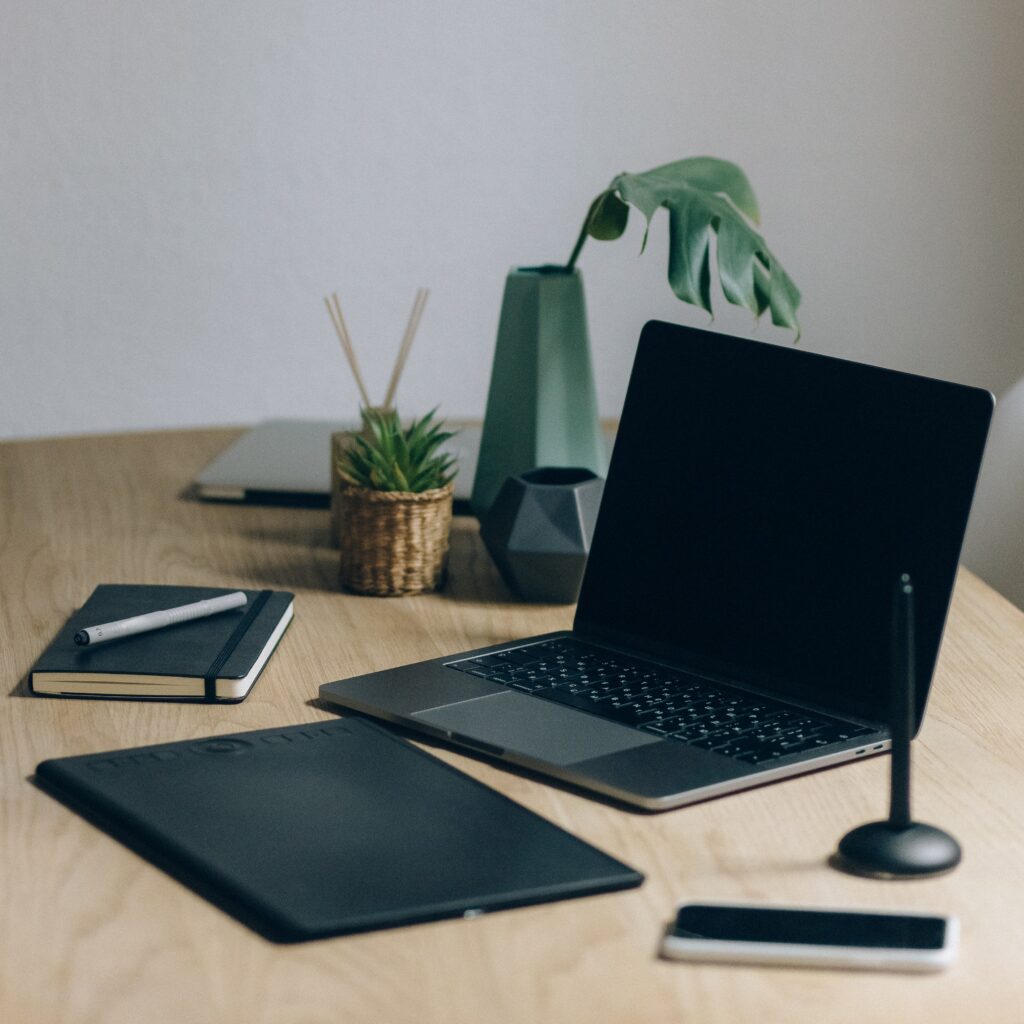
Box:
[336, 482, 454, 596]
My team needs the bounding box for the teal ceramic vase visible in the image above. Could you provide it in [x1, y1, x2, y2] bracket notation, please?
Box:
[471, 267, 608, 515]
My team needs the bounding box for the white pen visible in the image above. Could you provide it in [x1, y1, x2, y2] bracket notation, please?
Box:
[73, 592, 248, 646]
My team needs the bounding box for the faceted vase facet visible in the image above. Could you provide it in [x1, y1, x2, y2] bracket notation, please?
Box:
[471, 267, 607, 516]
[480, 467, 605, 604]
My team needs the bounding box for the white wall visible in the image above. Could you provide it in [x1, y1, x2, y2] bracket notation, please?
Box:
[961, 375, 1024, 610]
[3, 2, 1023, 593]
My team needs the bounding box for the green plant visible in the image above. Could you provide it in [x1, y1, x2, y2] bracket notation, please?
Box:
[337, 407, 457, 493]
[564, 157, 801, 337]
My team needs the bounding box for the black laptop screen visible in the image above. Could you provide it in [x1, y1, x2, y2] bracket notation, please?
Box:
[575, 322, 992, 727]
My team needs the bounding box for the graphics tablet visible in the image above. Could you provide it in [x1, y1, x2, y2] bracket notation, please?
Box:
[35, 719, 642, 942]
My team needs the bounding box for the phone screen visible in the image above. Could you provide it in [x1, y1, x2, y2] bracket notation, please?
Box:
[673, 905, 948, 950]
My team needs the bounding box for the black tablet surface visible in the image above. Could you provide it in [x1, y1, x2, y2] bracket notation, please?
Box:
[35, 718, 642, 942]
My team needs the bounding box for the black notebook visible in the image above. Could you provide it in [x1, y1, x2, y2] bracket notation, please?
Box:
[35, 718, 643, 942]
[29, 584, 294, 701]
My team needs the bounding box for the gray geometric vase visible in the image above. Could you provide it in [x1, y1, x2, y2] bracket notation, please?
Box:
[479, 467, 605, 604]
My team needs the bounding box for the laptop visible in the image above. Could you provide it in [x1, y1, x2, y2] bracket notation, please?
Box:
[319, 321, 993, 811]
[192, 419, 483, 506]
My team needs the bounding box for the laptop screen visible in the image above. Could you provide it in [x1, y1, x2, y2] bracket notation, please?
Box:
[575, 322, 992, 727]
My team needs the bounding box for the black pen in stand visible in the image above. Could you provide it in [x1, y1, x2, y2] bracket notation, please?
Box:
[832, 573, 962, 879]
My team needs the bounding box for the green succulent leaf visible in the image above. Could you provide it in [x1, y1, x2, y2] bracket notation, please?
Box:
[338, 408, 458, 492]
[569, 156, 800, 338]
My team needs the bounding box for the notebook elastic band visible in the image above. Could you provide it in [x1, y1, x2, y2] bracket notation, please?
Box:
[204, 590, 272, 700]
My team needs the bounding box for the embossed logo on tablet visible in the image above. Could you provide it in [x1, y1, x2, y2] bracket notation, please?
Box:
[258, 725, 352, 746]
[191, 738, 254, 755]
[87, 750, 182, 771]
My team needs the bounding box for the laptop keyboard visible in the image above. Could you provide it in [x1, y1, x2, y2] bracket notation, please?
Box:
[448, 637, 874, 765]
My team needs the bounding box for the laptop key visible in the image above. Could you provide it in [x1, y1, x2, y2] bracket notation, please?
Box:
[671, 724, 714, 742]
[532, 686, 604, 715]
[600, 703, 647, 725]
[750, 734, 825, 760]
[690, 735, 726, 749]
[508, 676, 549, 693]
[712, 743, 759, 760]
[738, 750, 774, 764]
[641, 714, 687, 734]
[633, 707, 667, 724]
[640, 723, 672, 736]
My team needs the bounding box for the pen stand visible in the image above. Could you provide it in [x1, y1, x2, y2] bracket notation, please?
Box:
[834, 820, 960, 880]
[832, 575, 961, 879]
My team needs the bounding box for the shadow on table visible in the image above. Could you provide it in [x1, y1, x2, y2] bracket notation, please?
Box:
[10, 674, 31, 698]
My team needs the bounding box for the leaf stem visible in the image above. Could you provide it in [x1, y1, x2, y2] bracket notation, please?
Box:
[565, 195, 601, 272]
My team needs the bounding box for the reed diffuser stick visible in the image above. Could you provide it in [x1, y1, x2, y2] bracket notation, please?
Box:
[383, 287, 429, 411]
[329, 293, 369, 404]
[324, 293, 372, 408]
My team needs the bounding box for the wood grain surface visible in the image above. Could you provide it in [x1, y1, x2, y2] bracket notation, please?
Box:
[2, 428, 1023, 1024]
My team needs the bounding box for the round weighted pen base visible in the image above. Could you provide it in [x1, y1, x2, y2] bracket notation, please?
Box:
[832, 820, 961, 880]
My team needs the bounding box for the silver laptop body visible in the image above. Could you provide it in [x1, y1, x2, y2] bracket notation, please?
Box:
[194, 419, 482, 504]
[319, 321, 992, 811]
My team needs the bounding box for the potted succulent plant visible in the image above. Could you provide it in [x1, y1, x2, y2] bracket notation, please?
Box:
[335, 407, 457, 596]
[471, 156, 802, 515]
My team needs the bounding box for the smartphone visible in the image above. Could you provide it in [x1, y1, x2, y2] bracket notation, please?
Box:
[660, 903, 957, 972]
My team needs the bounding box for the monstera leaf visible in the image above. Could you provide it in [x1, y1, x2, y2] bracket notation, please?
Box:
[566, 157, 801, 337]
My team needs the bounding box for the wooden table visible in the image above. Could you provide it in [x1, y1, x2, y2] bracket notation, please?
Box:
[2, 428, 1023, 1024]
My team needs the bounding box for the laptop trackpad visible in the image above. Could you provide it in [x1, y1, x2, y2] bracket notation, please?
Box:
[412, 691, 659, 766]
